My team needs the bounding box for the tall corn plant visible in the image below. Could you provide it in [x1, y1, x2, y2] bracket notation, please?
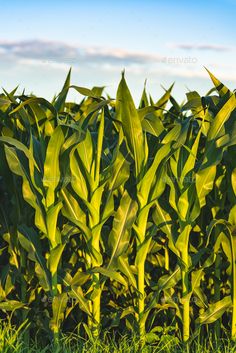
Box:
[1, 69, 236, 345]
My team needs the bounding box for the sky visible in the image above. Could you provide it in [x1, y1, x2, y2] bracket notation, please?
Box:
[0, 0, 236, 103]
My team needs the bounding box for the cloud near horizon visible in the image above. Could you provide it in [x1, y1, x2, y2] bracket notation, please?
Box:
[172, 43, 233, 52]
[0, 39, 235, 102]
[0, 39, 199, 66]
[0, 39, 214, 80]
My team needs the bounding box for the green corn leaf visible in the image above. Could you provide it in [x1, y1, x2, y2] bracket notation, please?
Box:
[196, 296, 232, 325]
[70, 85, 101, 98]
[9, 97, 57, 119]
[54, 68, 71, 112]
[207, 93, 236, 142]
[108, 190, 138, 268]
[48, 244, 65, 276]
[162, 124, 181, 144]
[153, 201, 178, 257]
[91, 267, 127, 287]
[175, 224, 191, 264]
[156, 266, 181, 291]
[46, 202, 63, 247]
[95, 110, 104, 186]
[135, 232, 153, 267]
[116, 72, 144, 178]
[61, 188, 86, 224]
[0, 300, 27, 311]
[231, 168, 236, 197]
[156, 83, 174, 111]
[18, 226, 51, 291]
[43, 126, 65, 207]
[139, 81, 149, 108]
[0, 136, 40, 171]
[141, 112, 165, 137]
[102, 150, 130, 219]
[205, 68, 231, 97]
[50, 293, 68, 334]
[4, 145, 47, 233]
[180, 125, 202, 181]
[69, 286, 92, 316]
[138, 143, 171, 207]
[196, 165, 216, 208]
[117, 256, 137, 289]
[69, 147, 89, 201]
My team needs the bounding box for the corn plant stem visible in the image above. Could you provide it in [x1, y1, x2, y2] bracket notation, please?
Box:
[20, 247, 29, 345]
[86, 252, 93, 332]
[165, 246, 169, 271]
[182, 276, 190, 342]
[50, 239, 59, 343]
[135, 209, 150, 340]
[214, 253, 221, 340]
[52, 273, 58, 297]
[87, 277, 101, 337]
[231, 235, 236, 340]
[182, 243, 190, 342]
[137, 261, 145, 340]
[90, 111, 103, 338]
[51, 272, 60, 344]
[91, 273, 101, 337]
[89, 227, 102, 337]
[88, 302, 93, 332]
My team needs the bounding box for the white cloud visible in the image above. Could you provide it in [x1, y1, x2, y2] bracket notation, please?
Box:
[0, 39, 198, 66]
[17, 57, 76, 72]
[0, 39, 235, 103]
[169, 43, 233, 52]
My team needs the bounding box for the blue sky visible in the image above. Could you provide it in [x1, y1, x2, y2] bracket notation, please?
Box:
[1, 0, 236, 103]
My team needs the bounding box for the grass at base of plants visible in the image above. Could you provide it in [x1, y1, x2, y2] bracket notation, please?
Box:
[1, 322, 236, 353]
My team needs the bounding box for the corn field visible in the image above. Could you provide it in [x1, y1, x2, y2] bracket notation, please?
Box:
[0, 69, 236, 346]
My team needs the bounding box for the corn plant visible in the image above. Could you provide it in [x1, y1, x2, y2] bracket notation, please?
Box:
[0, 69, 236, 347]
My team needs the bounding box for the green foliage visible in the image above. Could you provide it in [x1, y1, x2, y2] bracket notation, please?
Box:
[0, 69, 236, 346]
